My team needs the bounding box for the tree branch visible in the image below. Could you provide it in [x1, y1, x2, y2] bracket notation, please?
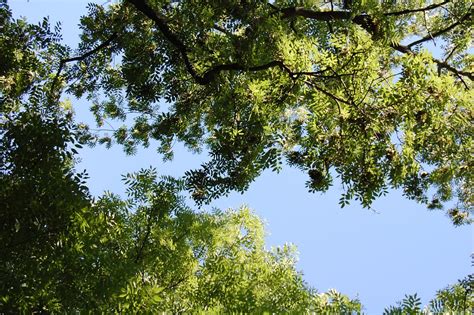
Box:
[432, 57, 473, 81]
[200, 60, 313, 83]
[391, 43, 473, 80]
[126, 0, 205, 83]
[384, 0, 450, 17]
[305, 80, 351, 105]
[51, 33, 117, 92]
[444, 43, 459, 62]
[212, 23, 235, 37]
[279, 7, 352, 21]
[135, 219, 152, 263]
[278, 7, 380, 36]
[406, 11, 471, 48]
[128, 0, 290, 84]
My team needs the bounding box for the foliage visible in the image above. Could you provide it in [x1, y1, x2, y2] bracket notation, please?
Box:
[384, 275, 474, 314]
[60, 0, 474, 224]
[0, 0, 69, 105]
[1, 0, 472, 312]
[0, 165, 363, 312]
[426, 274, 474, 314]
[71, 169, 361, 313]
[0, 107, 89, 312]
[384, 293, 422, 315]
[0, 2, 89, 311]
[0, 7, 360, 312]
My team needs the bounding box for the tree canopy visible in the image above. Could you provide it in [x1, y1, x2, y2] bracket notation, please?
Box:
[0, 0, 472, 312]
[53, 0, 473, 224]
[0, 2, 360, 311]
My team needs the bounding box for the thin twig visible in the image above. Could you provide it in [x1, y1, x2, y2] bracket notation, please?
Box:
[384, 0, 450, 17]
[305, 80, 351, 105]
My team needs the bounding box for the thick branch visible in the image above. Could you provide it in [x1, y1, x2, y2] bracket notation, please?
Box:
[128, 0, 269, 84]
[279, 7, 352, 20]
[135, 205, 164, 263]
[212, 24, 235, 37]
[126, 0, 205, 83]
[279, 7, 381, 38]
[201, 60, 300, 83]
[384, 0, 450, 17]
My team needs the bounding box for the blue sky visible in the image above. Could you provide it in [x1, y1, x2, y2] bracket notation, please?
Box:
[10, 1, 472, 313]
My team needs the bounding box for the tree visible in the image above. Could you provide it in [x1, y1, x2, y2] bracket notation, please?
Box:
[56, 0, 473, 224]
[57, 169, 362, 313]
[1, 0, 472, 312]
[0, 4, 361, 312]
[0, 3, 90, 310]
[1, 164, 363, 312]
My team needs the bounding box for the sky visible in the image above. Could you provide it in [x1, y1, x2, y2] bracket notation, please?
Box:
[9, 1, 473, 313]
